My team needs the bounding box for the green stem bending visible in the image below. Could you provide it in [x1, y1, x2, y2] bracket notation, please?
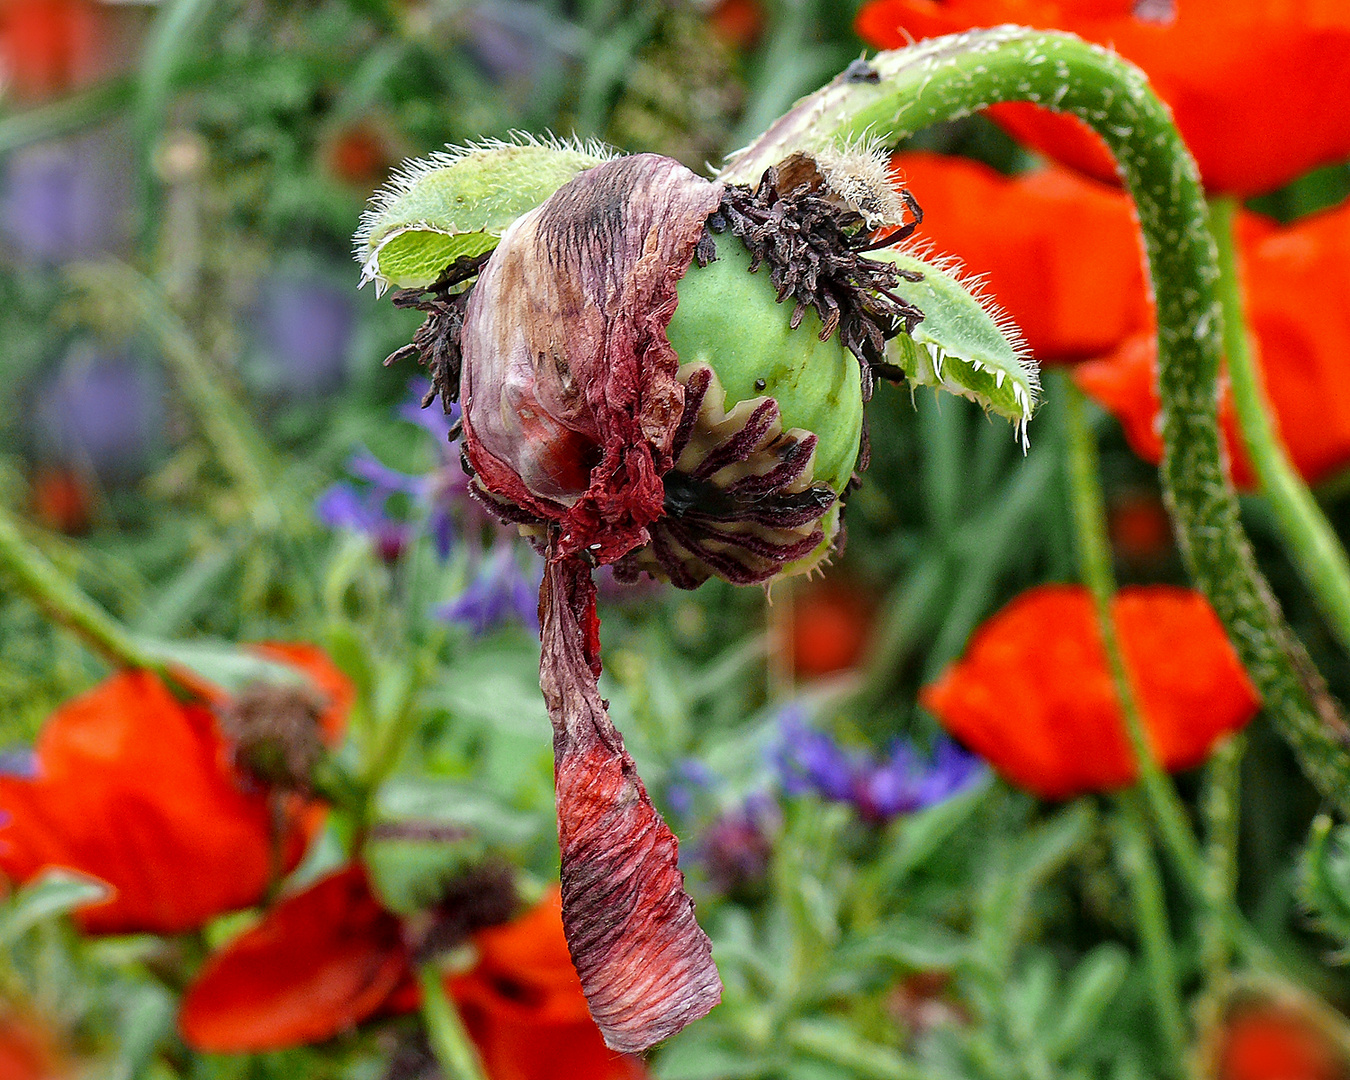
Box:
[0, 505, 164, 676]
[1210, 195, 1350, 656]
[417, 962, 489, 1080]
[724, 26, 1350, 814]
[1200, 735, 1244, 980]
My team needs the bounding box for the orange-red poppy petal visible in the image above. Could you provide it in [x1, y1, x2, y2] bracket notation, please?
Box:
[921, 584, 1258, 799]
[856, 0, 1350, 197]
[894, 152, 1150, 363]
[179, 865, 409, 1053]
[0, 670, 312, 934]
[448, 887, 648, 1080]
[1076, 199, 1350, 489]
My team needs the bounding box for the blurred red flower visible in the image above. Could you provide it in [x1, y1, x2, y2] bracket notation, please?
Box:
[0, 644, 351, 934]
[855, 0, 1350, 197]
[181, 872, 645, 1080]
[449, 887, 647, 1080]
[921, 584, 1259, 799]
[179, 864, 410, 1052]
[1218, 1005, 1346, 1080]
[894, 152, 1149, 363]
[0, 1005, 72, 1080]
[0, 0, 105, 100]
[789, 577, 875, 679]
[1075, 199, 1350, 489]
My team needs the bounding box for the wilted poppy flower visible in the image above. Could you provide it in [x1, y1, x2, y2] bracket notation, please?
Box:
[891, 152, 1149, 364]
[921, 585, 1259, 799]
[0, 645, 351, 934]
[855, 0, 1350, 197]
[180, 864, 410, 1052]
[449, 887, 648, 1080]
[1075, 199, 1350, 488]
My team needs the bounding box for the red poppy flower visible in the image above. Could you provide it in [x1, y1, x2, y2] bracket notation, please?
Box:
[0, 0, 105, 100]
[855, 0, 1350, 197]
[449, 887, 648, 1080]
[1217, 1005, 1346, 1080]
[181, 872, 646, 1080]
[921, 584, 1259, 799]
[0, 645, 351, 934]
[894, 152, 1149, 363]
[180, 864, 410, 1052]
[0, 1005, 73, 1080]
[1075, 199, 1350, 489]
[789, 577, 876, 678]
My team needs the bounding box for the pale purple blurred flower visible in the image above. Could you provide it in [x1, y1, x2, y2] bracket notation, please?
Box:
[774, 706, 985, 823]
[254, 272, 356, 398]
[32, 346, 165, 480]
[436, 543, 542, 636]
[314, 479, 414, 563]
[665, 758, 717, 818]
[695, 793, 780, 897]
[0, 747, 36, 778]
[1, 133, 129, 265]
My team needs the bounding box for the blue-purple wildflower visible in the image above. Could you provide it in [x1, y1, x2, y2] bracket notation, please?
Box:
[773, 705, 985, 823]
[695, 793, 780, 898]
[435, 543, 542, 636]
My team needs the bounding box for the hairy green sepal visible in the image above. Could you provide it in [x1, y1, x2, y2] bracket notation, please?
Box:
[875, 250, 1037, 438]
[357, 141, 611, 291]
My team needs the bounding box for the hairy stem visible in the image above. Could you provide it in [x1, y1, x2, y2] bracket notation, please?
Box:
[724, 26, 1350, 812]
[1209, 195, 1350, 656]
[417, 963, 489, 1080]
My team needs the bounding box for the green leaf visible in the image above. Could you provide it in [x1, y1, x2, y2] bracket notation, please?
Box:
[355, 137, 614, 291]
[135, 637, 305, 695]
[1047, 944, 1130, 1061]
[871, 249, 1038, 442]
[1299, 814, 1350, 954]
[0, 869, 109, 947]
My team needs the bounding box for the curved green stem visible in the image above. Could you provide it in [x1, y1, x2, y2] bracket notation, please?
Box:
[1200, 734, 1243, 980]
[724, 26, 1350, 814]
[1210, 195, 1350, 655]
[0, 505, 166, 677]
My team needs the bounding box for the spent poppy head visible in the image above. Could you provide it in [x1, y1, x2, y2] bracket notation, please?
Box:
[855, 0, 1350, 197]
[921, 584, 1259, 799]
[0, 645, 351, 935]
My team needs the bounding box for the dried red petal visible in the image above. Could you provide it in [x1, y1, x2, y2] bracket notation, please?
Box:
[541, 558, 720, 1052]
[179, 865, 409, 1052]
[461, 154, 723, 566]
[921, 585, 1259, 799]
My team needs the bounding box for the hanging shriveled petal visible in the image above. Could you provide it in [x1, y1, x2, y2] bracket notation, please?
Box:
[921, 585, 1260, 799]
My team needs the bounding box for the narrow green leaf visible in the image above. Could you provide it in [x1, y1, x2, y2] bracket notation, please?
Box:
[0, 869, 109, 947]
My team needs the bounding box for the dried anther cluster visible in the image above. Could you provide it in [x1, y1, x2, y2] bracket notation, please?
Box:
[377, 148, 926, 1052]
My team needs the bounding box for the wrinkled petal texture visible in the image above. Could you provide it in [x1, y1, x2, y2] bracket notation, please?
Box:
[856, 0, 1350, 197]
[179, 865, 408, 1052]
[0, 646, 351, 935]
[541, 558, 720, 1053]
[921, 584, 1259, 799]
[461, 154, 723, 565]
[1075, 201, 1350, 488]
[894, 153, 1149, 363]
[449, 886, 647, 1080]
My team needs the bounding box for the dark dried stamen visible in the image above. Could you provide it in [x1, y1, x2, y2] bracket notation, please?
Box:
[386, 250, 494, 414]
[712, 163, 924, 401]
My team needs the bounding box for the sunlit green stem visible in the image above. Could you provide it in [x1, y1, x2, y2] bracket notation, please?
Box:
[1116, 792, 1188, 1070]
[1209, 196, 1350, 655]
[0, 504, 165, 677]
[417, 962, 489, 1080]
[724, 25, 1350, 813]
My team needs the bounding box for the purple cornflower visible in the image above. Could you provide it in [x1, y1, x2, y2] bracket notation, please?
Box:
[435, 543, 542, 636]
[665, 758, 717, 818]
[695, 793, 780, 898]
[314, 382, 483, 559]
[773, 705, 985, 823]
[254, 271, 356, 398]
